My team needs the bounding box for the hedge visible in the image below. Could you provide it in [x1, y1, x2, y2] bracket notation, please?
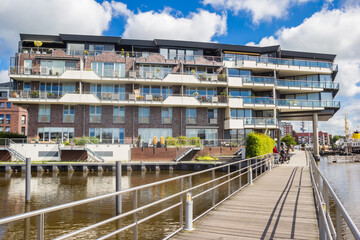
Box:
[0, 132, 27, 138]
[246, 132, 275, 158]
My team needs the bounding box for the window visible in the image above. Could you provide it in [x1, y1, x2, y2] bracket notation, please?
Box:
[7, 102, 11, 108]
[230, 109, 252, 119]
[38, 105, 51, 122]
[0, 127, 3, 132]
[63, 105, 75, 123]
[207, 109, 218, 124]
[229, 89, 251, 97]
[40, 60, 75, 75]
[138, 128, 172, 144]
[90, 106, 101, 123]
[38, 127, 74, 142]
[24, 60, 32, 74]
[113, 106, 125, 123]
[0, 103, 4, 108]
[138, 85, 172, 99]
[228, 69, 251, 77]
[161, 108, 172, 124]
[21, 127, 26, 135]
[89, 128, 125, 144]
[186, 108, 197, 124]
[90, 84, 125, 100]
[91, 62, 126, 77]
[138, 107, 150, 124]
[23, 82, 31, 92]
[139, 65, 172, 79]
[5, 127, 10, 132]
[0, 114, 3, 124]
[6, 115, 10, 124]
[67, 43, 84, 55]
[186, 129, 218, 146]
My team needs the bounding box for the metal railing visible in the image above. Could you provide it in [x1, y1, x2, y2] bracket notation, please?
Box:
[277, 79, 339, 89]
[306, 150, 360, 240]
[244, 117, 276, 126]
[277, 99, 340, 108]
[0, 153, 275, 239]
[241, 76, 275, 85]
[242, 96, 276, 105]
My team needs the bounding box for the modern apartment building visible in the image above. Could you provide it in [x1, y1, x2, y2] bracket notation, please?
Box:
[7, 34, 340, 149]
[281, 122, 293, 137]
[296, 131, 330, 146]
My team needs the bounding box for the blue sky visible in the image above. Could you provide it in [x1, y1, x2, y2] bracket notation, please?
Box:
[0, 0, 359, 135]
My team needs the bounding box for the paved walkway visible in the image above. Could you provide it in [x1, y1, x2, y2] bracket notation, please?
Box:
[173, 150, 318, 239]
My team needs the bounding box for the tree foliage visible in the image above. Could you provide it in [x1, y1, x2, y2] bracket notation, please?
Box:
[281, 134, 296, 146]
[331, 135, 340, 144]
[246, 132, 275, 158]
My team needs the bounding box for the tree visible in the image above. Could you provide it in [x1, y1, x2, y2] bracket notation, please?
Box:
[246, 132, 275, 158]
[331, 135, 340, 144]
[292, 130, 297, 138]
[281, 134, 296, 146]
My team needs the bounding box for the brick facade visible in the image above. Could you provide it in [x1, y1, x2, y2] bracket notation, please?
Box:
[0, 99, 28, 135]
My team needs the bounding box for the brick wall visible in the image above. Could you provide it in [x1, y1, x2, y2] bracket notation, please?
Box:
[0, 99, 28, 135]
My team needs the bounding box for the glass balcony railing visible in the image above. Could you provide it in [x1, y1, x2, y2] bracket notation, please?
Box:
[224, 54, 335, 70]
[243, 97, 275, 105]
[241, 76, 275, 84]
[244, 118, 276, 125]
[277, 99, 340, 108]
[277, 80, 339, 89]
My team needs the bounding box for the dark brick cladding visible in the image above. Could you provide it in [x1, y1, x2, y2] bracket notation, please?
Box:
[26, 104, 224, 140]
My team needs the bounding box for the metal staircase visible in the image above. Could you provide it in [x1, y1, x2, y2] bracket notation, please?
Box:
[85, 148, 105, 162]
[174, 147, 201, 162]
[6, 139, 26, 162]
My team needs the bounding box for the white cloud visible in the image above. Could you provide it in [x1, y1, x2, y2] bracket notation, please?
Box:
[202, 0, 312, 23]
[122, 8, 227, 42]
[109, 1, 133, 18]
[249, 5, 360, 135]
[0, 0, 114, 55]
[0, 70, 9, 83]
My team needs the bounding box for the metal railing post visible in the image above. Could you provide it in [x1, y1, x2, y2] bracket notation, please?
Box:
[25, 157, 31, 203]
[319, 202, 326, 240]
[269, 159, 272, 171]
[37, 214, 44, 240]
[238, 162, 242, 189]
[179, 178, 183, 229]
[212, 169, 216, 207]
[336, 205, 342, 240]
[248, 167, 253, 185]
[184, 193, 194, 231]
[227, 165, 231, 196]
[116, 161, 122, 215]
[133, 190, 138, 240]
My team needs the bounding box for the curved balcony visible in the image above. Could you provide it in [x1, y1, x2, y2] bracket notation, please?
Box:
[277, 99, 340, 108]
[277, 79, 339, 91]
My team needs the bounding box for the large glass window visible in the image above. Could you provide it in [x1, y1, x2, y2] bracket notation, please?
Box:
[208, 109, 218, 124]
[228, 69, 251, 77]
[113, 106, 125, 123]
[38, 127, 74, 142]
[161, 107, 172, 124]
[321, 92, 333, 101]
[90, 84, 125, 100]
[138, 128, 172, 144]
[139, 65, 172, 79]
[186, 129, 218, 146]
[67, 43, 84, 55]
[23, 82, 31, 92]
[91, 62, 126, 78]
[186, 108, 197, 124]
[24, 60, 32, 74]
[90, 106, 101, 123]
[89, 128, 125, 144]
[63, 105, 75, 123]
[138, 85, 172, 99]
[230, 109, 252, 118]
[38, 105, 51, 122]
[40, 60, 76, 75]
[139, 107, 150, 124]
[6, 115, 10, 124]
[229, 89, 251, 97]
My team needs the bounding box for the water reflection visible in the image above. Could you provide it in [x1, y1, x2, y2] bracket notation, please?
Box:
[0, 169, 243, 239]
[319, 157, 360, 239]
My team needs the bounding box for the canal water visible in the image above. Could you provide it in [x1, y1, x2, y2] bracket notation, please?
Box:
[0, 169, 247, 239]
[319, 156, 360, 238]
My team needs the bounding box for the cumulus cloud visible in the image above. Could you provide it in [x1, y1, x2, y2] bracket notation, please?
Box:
[0, 0, 115, 55]
[202, 0, 312, 23]
[122, 8, 227, 42]
[249, 5, 360, 134]
[0, 70, 9, 83]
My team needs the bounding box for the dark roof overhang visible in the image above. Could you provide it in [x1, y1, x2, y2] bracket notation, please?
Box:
[59, 34, 121, 44]
[20, 34, 63, 43]
[279, 109, 339, 121]
[281, 50, 336, 61]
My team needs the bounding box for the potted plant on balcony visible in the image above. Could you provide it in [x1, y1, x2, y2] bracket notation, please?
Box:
[152, 137, 157, 147]
[120, 49, 125, 57]
[12, 91, 17, 98]
[190, 69, 196, 75]
[34, 41, 43, 54]
[160, 136, 165, 148]
[137, 134, 142, 148]
[158, 96, 163, 101]
[47, 92, 55, 98]
[193, 92, 199, 97]
[30, 91, 39, 98]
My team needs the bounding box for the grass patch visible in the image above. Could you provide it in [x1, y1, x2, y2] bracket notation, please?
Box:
[195, 155, 219, 161]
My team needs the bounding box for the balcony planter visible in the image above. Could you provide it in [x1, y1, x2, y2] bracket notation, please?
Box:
[12, 92, 17, 98]
[30, 91, 39, 98]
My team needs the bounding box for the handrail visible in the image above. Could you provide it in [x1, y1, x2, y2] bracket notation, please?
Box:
[0, 153, 275, 239]
[306, 150, 360, 239]
[85, 147, 105, 163]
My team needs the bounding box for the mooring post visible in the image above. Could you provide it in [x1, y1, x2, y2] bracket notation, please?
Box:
[116, 161, 122, 215]
[184, 193, 194, 231]
[25, 157, 31, 203]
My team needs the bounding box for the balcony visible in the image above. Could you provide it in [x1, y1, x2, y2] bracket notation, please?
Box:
[244, 118, 277, 128]
[277, 99, 340, 109]
[243, 97, 276, 107]
[242, 76, 275, 85]
[277, 79, 339, 91]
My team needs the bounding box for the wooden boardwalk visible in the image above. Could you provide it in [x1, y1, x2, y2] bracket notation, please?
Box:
[173, 151, 319, 239]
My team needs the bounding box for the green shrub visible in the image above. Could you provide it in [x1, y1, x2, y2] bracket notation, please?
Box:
[165, 136, 177, 146]
[189, 137, 200, 146]
[178, 136, 187, 145]
[73, 137, 87, 146]
[246, 132, 275, 158]
[89, 137, 100, 144]
[281, 134, 296, 146]
[0, 132, 27, 139]
[63, 141, 70, 146]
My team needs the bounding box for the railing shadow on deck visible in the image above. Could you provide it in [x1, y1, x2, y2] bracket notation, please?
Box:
[0, 154, 277, 239]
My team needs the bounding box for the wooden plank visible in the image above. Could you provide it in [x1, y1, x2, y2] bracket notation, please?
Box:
[172, 150, 319, 239]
